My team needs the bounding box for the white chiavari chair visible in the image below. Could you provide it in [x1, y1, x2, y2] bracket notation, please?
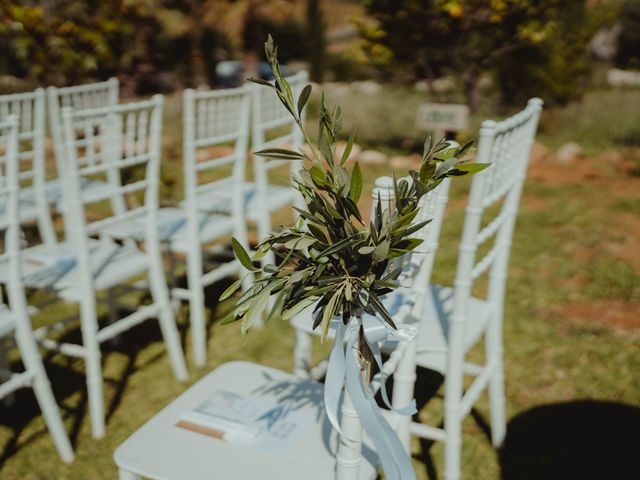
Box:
[404, 99, 543, 480]
[14, 96, 189, 439]
[250, 71, 308, 266]
[47, 78, 123, 239]
[0, 89, 57, 245]
[0, 115, 74, 462]
[161, 85, 253, 368]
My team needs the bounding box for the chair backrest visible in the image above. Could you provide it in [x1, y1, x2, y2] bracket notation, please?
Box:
[0, 89, 56, 245]
[370, 174, 452, 321]
[250, 71, 308, 183]
[183, 85, 250, 221]
[59, 96, 164, 284]
[0, 115, 21, 288]
[47, 78, 119, 172]
[452, 98, 543, 329]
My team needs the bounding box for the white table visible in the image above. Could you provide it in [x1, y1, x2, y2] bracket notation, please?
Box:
[114, 361, 379, 480]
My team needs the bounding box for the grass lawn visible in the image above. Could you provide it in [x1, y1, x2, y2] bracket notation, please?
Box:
[0, 86, 639, 479]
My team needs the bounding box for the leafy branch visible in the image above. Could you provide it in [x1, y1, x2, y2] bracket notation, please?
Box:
[222, 35, 489, 337]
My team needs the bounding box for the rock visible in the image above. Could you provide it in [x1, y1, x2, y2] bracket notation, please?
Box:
[324, 82, 351, 97]
[351, 80, 382, 95]
[607, 68, 640, 88]
[599, 148, 624, 163]
[413, 80, 430, 93]
[334, 141, 362, 163]
[359, 149, 388, 165]
[529, 141, 550, 164]
[555, 142, 583, 163]
[390, 154, 421, 170]
[432, 77, 455, 94]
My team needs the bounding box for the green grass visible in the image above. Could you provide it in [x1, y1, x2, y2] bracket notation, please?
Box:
[1, 87, 639, 479]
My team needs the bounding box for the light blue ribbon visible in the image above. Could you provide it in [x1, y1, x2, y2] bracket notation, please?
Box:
[324, 315, 417, 480]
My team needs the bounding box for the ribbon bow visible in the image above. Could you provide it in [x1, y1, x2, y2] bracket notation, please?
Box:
[324, 315, 418, 480]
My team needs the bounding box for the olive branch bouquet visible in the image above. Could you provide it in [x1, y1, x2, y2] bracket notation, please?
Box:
[221, 36, 488, 342]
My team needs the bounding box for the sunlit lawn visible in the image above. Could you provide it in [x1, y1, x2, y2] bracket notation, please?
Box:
[1, 87, 639, 479]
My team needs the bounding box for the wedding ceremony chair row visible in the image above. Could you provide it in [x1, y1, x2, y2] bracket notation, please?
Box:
[3, 96, 189, 439]
[290, 98, 543, 480]
[113, 180, 424, 480]
[0, 115, 74, 463]
[0, 78, 121, 249]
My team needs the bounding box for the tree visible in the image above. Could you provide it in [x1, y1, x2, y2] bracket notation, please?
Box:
[306, 0, 326, 82]
[360, 0, 604, 109]
[615, 0, 640, 69]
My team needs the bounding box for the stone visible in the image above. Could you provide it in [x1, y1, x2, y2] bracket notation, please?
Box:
[359, 149, 388, 165]
[413, 80, 430, 93]
[607, 68, 640, 88]
[351, 80, 382, 95]
[599, 148, 624, 163]
[555, 142, 583, 163]
[334, 141, 362, 163]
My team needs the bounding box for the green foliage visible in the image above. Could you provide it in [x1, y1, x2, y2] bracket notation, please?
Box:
[615, 0, 640, 69]
[224, 36, 487, 336]
[360, 0, 605, 109]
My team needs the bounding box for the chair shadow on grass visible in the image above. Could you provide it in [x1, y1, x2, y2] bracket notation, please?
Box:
[393, 367, 640, 480]
[500, 400, 640, 480]
[0, 299, 184, 466]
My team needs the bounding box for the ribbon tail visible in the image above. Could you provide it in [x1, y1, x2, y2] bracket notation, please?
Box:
[324, 322, 347, 434]
[345, 331, 416, 480]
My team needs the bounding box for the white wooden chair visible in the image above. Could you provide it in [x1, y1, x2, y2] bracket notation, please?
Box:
[12, 96, 189, 439]
[47, 78, 122, 239]
[404, 98, 543, 480]
[250, 71, 308, 265]
[114, 341, 418, 480]
[0, 115, 74, 463]
[163, 86, 253, 368]
[0, 89, 57, 245]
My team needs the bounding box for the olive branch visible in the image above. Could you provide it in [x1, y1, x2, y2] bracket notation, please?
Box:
[221, 35, 488, 338]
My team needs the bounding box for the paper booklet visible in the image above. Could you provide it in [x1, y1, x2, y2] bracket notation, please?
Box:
[176, 389, 316, 454]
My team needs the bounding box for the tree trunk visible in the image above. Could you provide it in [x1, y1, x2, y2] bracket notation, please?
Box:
[462, 65, 480, 112]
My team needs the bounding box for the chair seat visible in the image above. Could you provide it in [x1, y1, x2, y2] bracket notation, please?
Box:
[0, 240, 149, 302]
[114, 361, 378, 480]
[291, 285, 493, 375]
[95, 207, 236, 253]
[181, 181, 298, 220]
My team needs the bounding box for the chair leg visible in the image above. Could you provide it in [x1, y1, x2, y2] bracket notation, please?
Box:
[31, 370, 75, 463]
[443, 325, 465, 480]
[392, 337, 417, 453]
[486, 316, 506, 448]
[188, 278, 207, 369]
[14, 324, 74, 462]
[85, 341, 106, 439]
[78, 298, 106, 439]
[147, 261, 188, 382]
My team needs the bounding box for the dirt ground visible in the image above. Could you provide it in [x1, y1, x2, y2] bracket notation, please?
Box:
[526, 145, 640, 331]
